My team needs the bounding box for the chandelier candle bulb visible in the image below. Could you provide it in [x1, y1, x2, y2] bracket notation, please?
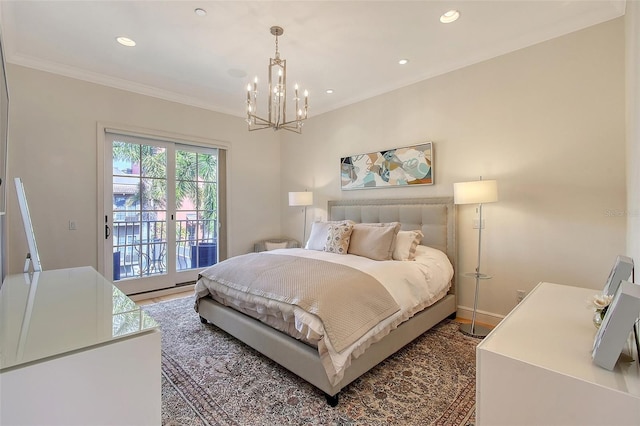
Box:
[304, 90, 309, 118]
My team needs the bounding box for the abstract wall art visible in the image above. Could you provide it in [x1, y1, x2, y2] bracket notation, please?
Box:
[340, 142, 433, 190]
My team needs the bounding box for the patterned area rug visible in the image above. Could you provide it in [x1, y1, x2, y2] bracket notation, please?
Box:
[143, 296, 480, 426]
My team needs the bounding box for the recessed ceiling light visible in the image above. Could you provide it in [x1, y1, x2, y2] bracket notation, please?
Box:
[440, 10, 460, 24]
[195, 8, 207, 16]
[398, 59, 409, 65]
[116, 36, 136, 47]
[326, 89, 334, 94]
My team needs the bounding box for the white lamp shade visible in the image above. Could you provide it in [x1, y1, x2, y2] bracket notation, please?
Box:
[288, 191, 313, 206]
[453, 180, 498, 205]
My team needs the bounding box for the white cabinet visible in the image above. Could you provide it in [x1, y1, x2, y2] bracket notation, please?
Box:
[477, 282, 640, 426]
[0, 267, 161, 425]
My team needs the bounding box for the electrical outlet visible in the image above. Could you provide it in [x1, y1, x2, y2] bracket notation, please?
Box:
[69, 220, 77, 231]
[516, 290, 526, 303]
[473, 219, 485, 229]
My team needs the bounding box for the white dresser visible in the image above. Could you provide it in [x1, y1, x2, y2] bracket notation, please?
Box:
[0, 267, 161, 425]
[476, 282, 640, 426]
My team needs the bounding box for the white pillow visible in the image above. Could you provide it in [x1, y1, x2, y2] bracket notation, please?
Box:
[393, 230, 424, 261]
[264, 241, 288, 251]
[305, 220, 353, 251]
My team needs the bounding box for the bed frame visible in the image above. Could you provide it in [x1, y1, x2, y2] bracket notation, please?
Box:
[197, 197, 456, 405]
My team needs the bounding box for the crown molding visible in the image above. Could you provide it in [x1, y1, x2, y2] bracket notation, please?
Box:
[8, 53, 244, 118]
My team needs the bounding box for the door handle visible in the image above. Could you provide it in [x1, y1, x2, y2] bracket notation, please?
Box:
[104, 215, 111, 239]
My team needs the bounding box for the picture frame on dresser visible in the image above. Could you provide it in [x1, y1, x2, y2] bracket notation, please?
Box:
[592, 280, 640, 370]
[602, 255, 634, 297]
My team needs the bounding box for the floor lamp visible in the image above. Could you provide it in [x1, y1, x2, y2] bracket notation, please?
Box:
[453, 178, 498, 338]
[288, 191, 313, 245]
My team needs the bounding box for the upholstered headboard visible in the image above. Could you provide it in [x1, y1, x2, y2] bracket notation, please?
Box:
[328, 197, 456, 290]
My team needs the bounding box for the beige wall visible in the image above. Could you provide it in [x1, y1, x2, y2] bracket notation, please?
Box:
[6, 66, 282, 274]
[282, 18, 626, 322]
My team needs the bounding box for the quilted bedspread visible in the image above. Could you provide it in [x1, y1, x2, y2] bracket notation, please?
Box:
[196, 252, 400, 352]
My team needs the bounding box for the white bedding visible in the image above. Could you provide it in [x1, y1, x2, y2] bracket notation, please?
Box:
[195, 244, 453, 385]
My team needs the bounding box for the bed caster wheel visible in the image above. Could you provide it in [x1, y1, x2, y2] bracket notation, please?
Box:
[325, 393, 339, 407]
[199, 316, 208, 324]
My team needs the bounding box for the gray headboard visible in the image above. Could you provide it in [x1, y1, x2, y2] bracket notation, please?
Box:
[328, 197, 456, 290]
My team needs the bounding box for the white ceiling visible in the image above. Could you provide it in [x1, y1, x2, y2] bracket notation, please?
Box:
[0, 1, 626, 118]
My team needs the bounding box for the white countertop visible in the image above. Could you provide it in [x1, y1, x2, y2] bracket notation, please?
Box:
[479, 282, 640, 397]
[0, 266, 158, 371]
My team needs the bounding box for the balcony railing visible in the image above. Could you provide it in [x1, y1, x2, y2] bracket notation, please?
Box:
[112, 218, 217, 280]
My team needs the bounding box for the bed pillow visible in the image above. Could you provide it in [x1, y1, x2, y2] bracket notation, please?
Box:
[264, 241, 289, 251]
[392, 230, 424, 261]
[306, 220, 353, 250]
[324, 222, 354, 254]
[347, 222, 401, 261]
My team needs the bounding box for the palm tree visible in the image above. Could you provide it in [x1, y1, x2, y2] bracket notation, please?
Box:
[113, 142, 218, 238]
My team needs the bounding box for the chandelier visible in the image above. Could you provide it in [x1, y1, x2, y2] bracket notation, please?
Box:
[246, 26, 309, 134]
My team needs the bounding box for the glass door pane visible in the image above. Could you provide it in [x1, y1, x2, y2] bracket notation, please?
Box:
[112, 141, 168, 281]
[175, 148, 218, 272]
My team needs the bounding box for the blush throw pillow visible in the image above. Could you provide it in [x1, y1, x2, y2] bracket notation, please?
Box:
[324, 222, 354, 254]
[392, 230, 424, 261]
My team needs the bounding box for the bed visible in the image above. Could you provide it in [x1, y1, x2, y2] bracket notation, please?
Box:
[194, 197, 456, 406]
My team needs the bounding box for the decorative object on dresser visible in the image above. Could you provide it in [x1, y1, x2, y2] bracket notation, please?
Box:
[592, 280, 640, 370]
[340, 142, 433, 190]
[246, 26, 309, 134]
[591, 255, 634, 329]
[288, 190, 313, 244]
[602, 255, 634, 296]
[14, 177, 42, 273]
[453, 177, 498, 338]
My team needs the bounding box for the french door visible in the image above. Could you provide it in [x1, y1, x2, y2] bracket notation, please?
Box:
[103, 131, 221, 295]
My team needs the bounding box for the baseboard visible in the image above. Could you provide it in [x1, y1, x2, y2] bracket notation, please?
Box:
[456, 305, 504, 327]
[128, 284, 195, 302]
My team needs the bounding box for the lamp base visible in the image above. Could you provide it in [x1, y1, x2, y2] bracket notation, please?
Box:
[459, 322, 492, 338]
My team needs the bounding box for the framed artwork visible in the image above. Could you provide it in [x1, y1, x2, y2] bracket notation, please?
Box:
[340, 142, 433, 190]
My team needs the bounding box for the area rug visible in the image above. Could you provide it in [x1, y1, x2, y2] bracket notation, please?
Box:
[143, 296, 480, 426]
